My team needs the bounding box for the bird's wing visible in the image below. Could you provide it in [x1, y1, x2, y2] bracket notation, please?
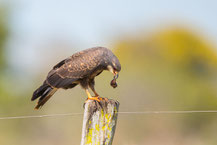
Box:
[46, 49, 103, 88]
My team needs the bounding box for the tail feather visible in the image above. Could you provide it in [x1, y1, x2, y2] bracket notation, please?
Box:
[34, 88, 57, 109]
[32, 81, 49, 101]
[32, 82, 57, 109]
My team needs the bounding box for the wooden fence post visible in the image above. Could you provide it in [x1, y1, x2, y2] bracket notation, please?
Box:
[81, 99, 119, 145]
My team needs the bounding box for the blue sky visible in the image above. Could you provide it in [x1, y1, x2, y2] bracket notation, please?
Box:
[3, 0, 217, 74]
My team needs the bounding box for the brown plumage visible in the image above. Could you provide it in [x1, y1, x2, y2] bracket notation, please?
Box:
[32, 47, 121, 109]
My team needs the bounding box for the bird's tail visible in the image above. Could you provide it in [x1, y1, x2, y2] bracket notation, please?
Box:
[32, 81, 57, 109]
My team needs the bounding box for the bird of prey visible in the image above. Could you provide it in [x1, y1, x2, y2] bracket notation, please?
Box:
[32, 47, 121, 109]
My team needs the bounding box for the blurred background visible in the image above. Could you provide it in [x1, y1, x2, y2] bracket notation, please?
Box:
[1, 0, 217, 145]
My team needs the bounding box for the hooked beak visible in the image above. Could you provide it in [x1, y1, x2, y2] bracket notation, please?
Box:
[111, 71, 119, 88]
[107, 65, 119, 80]
[113, 71, 119, 80]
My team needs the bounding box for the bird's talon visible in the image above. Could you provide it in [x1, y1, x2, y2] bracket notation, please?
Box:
[92, 96, 105, 101]
[97, 97, 108, 101]
[98, 97, 104, 101]
[88, 96, 101, 102]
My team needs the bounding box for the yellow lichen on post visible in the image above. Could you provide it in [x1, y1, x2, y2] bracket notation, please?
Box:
[81, 99, 119, 145]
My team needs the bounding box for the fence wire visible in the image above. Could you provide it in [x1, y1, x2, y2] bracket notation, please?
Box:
[1, 110, 217, 120]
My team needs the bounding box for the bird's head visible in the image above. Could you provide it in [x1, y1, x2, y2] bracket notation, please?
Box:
[107, 57, 121, 88]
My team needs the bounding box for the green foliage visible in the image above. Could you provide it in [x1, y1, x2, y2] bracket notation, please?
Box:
[114, 27, 217, 135]
[0, 6, 8, 70]
[0, 6, 10, 104]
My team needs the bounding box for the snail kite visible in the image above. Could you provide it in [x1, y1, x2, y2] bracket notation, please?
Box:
[32, 47, 121, 109]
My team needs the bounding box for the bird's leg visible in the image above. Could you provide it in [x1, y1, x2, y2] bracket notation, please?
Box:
[91, 87, 105, 101]
[89, 84, 99, 97]
[89, 80, 104, 101]
[90, 87, 108, 101]
[85, 89, 100, 102]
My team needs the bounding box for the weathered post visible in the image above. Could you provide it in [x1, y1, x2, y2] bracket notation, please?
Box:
[81, 99, 119, 145]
